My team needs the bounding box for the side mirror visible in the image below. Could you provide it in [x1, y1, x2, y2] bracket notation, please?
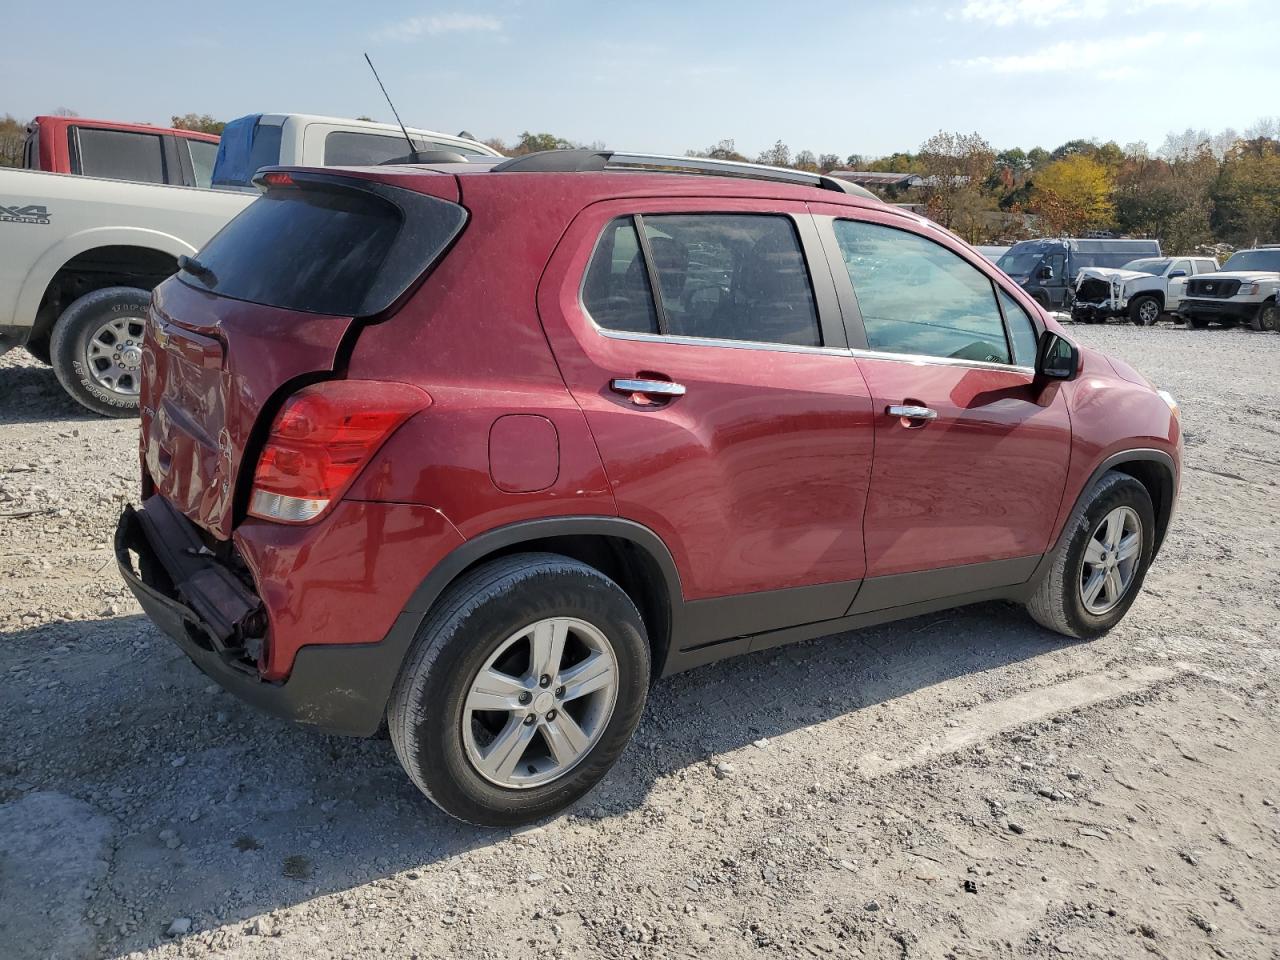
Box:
[1035, 330, 1079, 381]
[1168, 270, 1187, 278]
[1037, 264, 1054, 280]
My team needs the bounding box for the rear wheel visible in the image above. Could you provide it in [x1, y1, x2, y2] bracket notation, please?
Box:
[49, 286, 148, 417]
[388, 554, 650, 827]
[1129, 295, 1161, 327]
[1027, 472, 1155, 639]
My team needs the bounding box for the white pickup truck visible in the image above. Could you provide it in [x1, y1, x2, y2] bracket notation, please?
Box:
[1070, 255, 1220, 326]
[0, 167, 253, 414]
[1177, 246, 1280, 331]
[2, 115, 505, 416]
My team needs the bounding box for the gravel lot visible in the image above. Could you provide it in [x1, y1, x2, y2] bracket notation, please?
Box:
[1, 323, 1277, 960]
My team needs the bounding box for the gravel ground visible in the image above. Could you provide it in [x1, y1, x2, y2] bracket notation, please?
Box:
[1, 323, 1277, 960]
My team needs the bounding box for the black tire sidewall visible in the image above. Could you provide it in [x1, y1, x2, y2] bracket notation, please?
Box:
[1057, 476, 1155, 638]
[50, 287, 148, 417]
[395, 559, 650, 827]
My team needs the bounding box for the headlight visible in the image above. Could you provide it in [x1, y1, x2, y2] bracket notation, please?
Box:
[1157, 389, 1180, 419]
[1239, 282, 1259, 296]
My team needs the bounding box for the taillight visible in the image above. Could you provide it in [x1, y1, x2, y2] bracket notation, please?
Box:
[248, 381, 430, 524]
[260, 171, 295, 188]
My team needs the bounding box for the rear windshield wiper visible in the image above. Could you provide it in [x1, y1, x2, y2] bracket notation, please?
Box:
[178, 254, 217, 287]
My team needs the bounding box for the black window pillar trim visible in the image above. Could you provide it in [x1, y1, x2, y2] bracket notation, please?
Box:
[632, 214, 671, 335]
[793, 212, 848, 350]
[812, 214, 870, 350]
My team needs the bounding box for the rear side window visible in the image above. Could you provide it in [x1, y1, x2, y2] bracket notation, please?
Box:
[323, 131, 487, 166]
[180, 180, 467, 316]
[582, 213, 821, 348]
[582, 218, 659, 333]
[186, 139, 217, 189]
[835, 219, 1012, 365]
[75, 128, 166, 183]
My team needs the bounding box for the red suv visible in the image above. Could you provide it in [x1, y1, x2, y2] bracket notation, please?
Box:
[116, 151, 1181, 826]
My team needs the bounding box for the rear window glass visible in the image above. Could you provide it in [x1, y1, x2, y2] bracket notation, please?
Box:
[179, 182, 466, 316]
[75, 128, 166, 183]
[324, 130, 487, 166]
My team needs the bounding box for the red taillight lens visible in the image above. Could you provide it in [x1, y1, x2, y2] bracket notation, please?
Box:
[248, 381, 430, 524]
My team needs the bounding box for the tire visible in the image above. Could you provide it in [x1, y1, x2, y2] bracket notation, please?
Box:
[1129, 295, 1161, 327]
[1026, 472, 1156, 640]
[49, 286, 148, 417]
[1032, 293, 1051, 311]
[1254, 303, 1279, 332]
[1186, 315, 1209, 329]
[387, 553, 650, 827]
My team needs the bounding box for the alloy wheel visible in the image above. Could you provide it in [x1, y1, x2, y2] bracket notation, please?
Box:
[1080, 506, 1142, 615]
[461, 616, 619, 789]
[1138, 300, 1159, 325]
[85, 315, 146, 397]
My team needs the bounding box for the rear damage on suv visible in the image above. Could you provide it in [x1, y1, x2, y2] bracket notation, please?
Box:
[116, 169, 469, 733]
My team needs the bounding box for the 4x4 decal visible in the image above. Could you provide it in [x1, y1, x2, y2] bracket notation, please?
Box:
[0, 203, 51, 225]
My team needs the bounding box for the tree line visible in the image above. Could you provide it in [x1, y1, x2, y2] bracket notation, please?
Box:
[4, 110, 1277, 251]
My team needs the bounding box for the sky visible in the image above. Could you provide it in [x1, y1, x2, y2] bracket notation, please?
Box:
[4, 0, 1277, 159]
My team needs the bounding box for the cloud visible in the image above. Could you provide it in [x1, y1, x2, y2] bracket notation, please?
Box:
[956, 0, 1240, 27]
[955, 30, 1204, 73]
[374, 13, 502, 42]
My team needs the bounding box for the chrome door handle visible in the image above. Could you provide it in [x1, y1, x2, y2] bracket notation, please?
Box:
[611, 378, 686, 399]
[887, 404, 937, 422]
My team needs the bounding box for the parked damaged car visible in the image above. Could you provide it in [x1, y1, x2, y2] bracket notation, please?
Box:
[1071, 256, 1219, 326]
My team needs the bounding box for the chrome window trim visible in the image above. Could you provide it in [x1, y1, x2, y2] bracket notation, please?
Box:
[850, 346, 1034, 375]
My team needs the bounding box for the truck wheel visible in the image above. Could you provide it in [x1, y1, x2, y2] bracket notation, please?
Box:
[388, 553, 650, 827]
[49, 287, 148, 417]
[1129, 295, 1161, 327]
[1026, 472, 1155, 640]
[1186, 315, 1209, 329]
[1254, 303, 1279, 332]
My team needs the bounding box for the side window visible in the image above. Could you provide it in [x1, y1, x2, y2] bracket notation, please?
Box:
[582, 218, 659, 334]
[997, 289, 1040, 367]
[75, 128, 166, 183]
[639, 214, 821, 346]
[186, 139, 218, 189]
[1045, 252, 1067, 280]
[834, 219, 1012, 365]
[1171, 259, 1192, 276]
[324, 131, 409, 166]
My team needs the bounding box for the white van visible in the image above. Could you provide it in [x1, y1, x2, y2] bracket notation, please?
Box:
[211, 113, 503, 189]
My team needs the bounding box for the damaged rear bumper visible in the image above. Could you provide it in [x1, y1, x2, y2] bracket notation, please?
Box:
[115, 497, 408, 736]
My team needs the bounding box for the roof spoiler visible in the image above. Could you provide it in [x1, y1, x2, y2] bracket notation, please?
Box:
[490, 149, 879, 200]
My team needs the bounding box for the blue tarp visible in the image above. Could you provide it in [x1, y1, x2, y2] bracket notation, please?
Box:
[211, 114, 263, 188]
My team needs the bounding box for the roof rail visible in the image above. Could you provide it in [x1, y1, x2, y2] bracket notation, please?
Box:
[489, 149, 879, 200]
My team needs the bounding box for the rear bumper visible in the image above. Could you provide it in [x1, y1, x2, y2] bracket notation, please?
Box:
[115, 499, 411, 736]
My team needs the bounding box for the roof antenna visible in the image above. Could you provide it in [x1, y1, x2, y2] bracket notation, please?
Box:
[364, 52, 419, 161]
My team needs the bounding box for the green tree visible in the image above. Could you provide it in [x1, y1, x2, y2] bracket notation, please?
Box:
[1030, 155, 1115, 235]
[171, 113, 225, 135]
[513, 131, 574, 155]
[1211, 137, 1280, 246]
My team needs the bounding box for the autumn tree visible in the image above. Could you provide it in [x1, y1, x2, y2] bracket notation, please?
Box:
[1030, 155, 1115, 235]
[817, 153, 842, 173]
[756, 140, 791, 167]
[1114, 150, 1216, 252]
[916, 131, 996, 239]
[792, 149, 818, 172]
[687, 138, 749, 162]
[171, 113, 225, 135]
[512, 131, 574, 154]
[0, 114, 26, 167]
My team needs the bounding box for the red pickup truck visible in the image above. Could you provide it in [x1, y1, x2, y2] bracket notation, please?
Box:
[23, 116, 219, 188]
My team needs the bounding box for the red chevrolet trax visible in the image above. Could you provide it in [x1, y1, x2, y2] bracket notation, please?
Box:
[116, 152, 1182, 826]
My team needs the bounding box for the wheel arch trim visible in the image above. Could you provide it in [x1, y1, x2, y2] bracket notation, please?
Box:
[1057, 448, 1178, 556]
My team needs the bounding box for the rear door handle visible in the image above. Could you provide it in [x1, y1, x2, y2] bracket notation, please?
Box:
[611, 378, 687, 401]
[887, 404, 937, 425]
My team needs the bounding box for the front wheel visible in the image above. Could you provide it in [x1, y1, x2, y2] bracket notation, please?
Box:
[49, 287, 148, 417]
[387, 554, 650, 827]
[1026, 472, 1155, 639]
[1129, 295, 1161, 327]
[1252, 303, 1279, 332]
